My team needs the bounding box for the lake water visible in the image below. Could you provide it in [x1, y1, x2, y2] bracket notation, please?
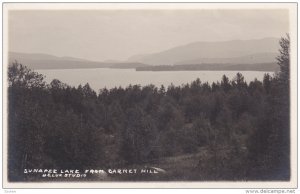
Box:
[36, 68, 274, 91]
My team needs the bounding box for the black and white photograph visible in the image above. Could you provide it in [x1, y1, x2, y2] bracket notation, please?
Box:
[2, 2, 298, 189]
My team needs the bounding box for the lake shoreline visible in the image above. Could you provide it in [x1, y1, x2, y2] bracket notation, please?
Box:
[36, 68, 275, 91]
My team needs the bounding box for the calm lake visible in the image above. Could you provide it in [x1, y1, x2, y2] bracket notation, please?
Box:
[36, 68, 274, 91]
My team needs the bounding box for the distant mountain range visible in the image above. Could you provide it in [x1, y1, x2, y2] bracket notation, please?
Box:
[175, 52, 278, 65]
[128, 37, 280, 66]
[9, 37, 280, 72]
[8, 52, 147, 70]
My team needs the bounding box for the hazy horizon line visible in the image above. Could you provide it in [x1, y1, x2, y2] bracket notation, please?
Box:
[8, 36, 281, 63]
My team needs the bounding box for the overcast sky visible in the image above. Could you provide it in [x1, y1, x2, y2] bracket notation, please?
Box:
[8, 9, 289, 61]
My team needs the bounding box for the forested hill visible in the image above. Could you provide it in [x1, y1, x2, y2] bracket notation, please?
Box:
[9, 51, 279, 72]
[128, 38, 279, 65]
[8, 52, 148, 69]
[10, 38, 279, 71]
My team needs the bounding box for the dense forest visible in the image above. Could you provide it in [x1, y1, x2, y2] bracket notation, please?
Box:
[8, 36, 290, 181]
